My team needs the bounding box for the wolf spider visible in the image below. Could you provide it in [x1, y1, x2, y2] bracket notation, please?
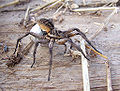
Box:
[13, 18, 101, 81]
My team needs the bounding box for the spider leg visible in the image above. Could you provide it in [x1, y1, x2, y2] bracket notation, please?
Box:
[13, 32, 30, 54]
[31, 39, 49, 68]
[56, 39, 68, 54]
[48, 39, 55, 81]
[64, 44, 67, 54]
[68, 39, 90, 61]
[31, 42, 39, 68]
[75, 28, 102, 54]
[66, 28, 102, 54]
[14, 32, 45, 54]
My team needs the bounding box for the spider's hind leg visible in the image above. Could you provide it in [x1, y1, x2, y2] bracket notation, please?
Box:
[71, 28, 102, 54]
[68, 39, 90, 61]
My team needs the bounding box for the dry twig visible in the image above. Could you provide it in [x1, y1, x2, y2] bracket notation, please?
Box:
[106, 60, 113, 91]
[72, 7, 118, 12]
[80, 39, 90, 91]
[23, 6, 30, 27]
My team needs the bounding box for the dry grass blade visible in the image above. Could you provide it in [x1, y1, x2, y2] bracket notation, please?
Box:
[1, 8, 27, 12]
[72, 7, 118, 12]
[53, 2, 65, 15]
[23, 6, 30, 27]
[49, 0, 65, 9]
[0, 0, 19, 9]
[30, 0, 58, 12]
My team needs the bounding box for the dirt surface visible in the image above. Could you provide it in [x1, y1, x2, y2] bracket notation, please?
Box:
[0, 0, 120, 91]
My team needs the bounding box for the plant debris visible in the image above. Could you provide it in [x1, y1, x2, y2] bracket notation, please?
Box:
[6, 40, 34, 67]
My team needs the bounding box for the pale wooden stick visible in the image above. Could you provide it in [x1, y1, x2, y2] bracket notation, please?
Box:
[80, 39, 90, 91]
[53, 2, 65, 15]
[23, 6, 30, 27]
[72, 7, 118, 12]
[52, 2, 67, 22]
[49, 0, 65, 8]
[83, 0, 86, 6]
[0, 0, 19, 9]
[106, 60, 113, 91]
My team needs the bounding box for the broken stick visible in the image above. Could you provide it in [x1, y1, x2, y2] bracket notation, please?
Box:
[80, 39, 90, 91]
[82, 0, 86, 6]
[106, 60, 113, 91]
[23, 6, 30, 27]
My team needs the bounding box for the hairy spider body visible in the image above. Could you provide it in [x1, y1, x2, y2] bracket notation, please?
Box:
[13, 18, 101, 81]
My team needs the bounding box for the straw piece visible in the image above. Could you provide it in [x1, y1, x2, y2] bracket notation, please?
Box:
[72, 7, 119, 12]
[0, 0, 19, 9]
[23, 6, 30, 27]
[30, 0, 58, 12]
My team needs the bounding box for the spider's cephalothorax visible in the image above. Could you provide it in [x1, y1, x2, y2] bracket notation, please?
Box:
[29, 18, 54, 36]
[13, 18, 102, 81]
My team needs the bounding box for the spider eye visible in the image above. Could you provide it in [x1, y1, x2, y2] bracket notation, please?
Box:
[58, 30, 62, 34]
[42, 30, 47, 35]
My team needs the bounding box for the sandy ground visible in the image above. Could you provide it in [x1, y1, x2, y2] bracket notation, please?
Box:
[0, 0, 120, 91]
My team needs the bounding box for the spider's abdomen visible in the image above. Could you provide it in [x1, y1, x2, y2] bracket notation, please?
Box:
[30, 24, 43, 36]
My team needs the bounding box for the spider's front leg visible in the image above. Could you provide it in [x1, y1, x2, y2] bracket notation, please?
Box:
[14, 32, 45, 54]
[48, 39, 55, 81]
[13, 32, 30, 54]
[31, 39, 49, 68]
